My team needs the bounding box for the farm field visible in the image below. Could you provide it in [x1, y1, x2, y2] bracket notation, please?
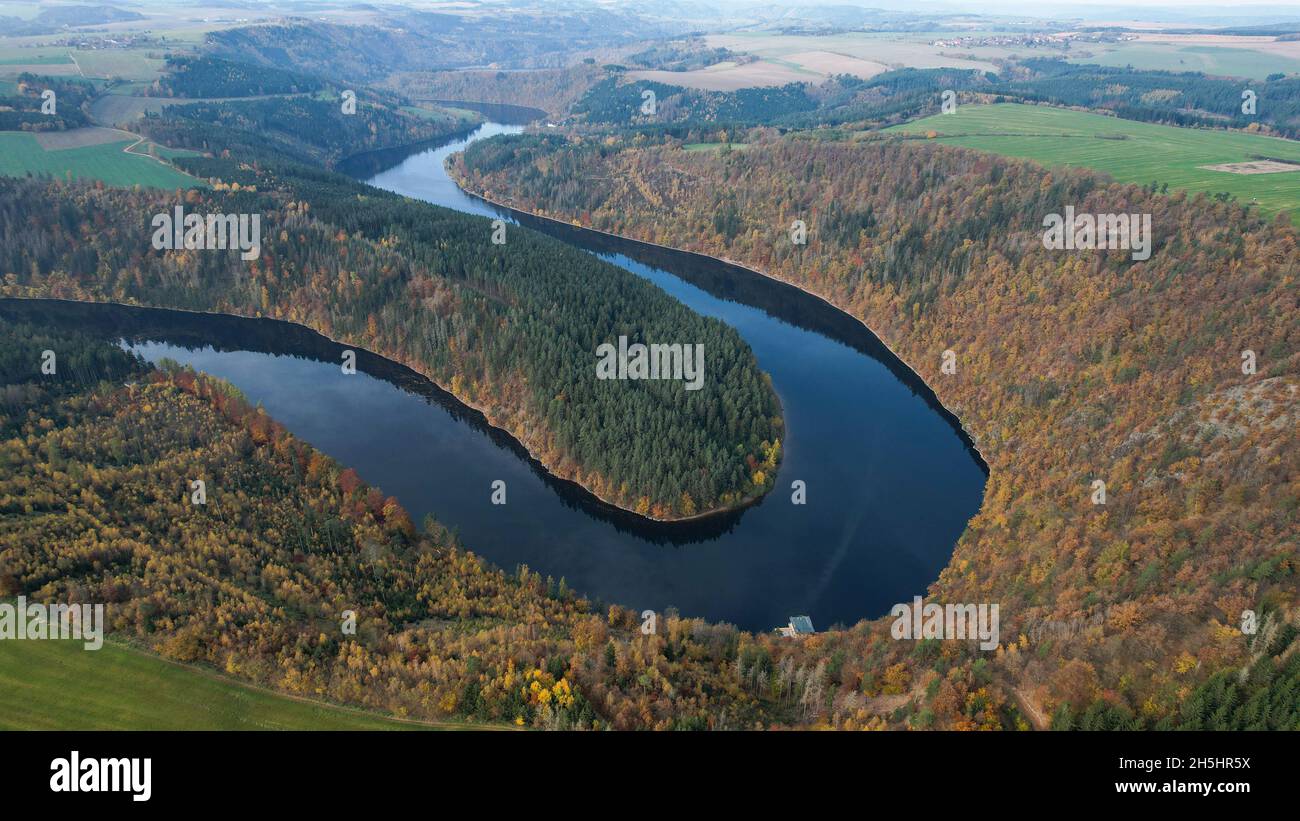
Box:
[0, 638, 449, 730]
[0, 45, 169, 82]
[69, 49, 168, 82]
[632, 30, 1011, 90]
[0, 61, 78, 77]
[888, 103, 1300, 215]
[777, 50, 889, 78]
[707, 31, 1004, 77]
[87, 92, 181, 124]
[0, 45, 73, 63]
[627, 59, 818, 90]
[1070, 34, 1300, 80]
[0, 53, 71, 65]
[0, 130, 201, 189]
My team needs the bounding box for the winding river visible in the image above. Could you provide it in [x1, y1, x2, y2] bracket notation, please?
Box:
[6, 118, 987, 632]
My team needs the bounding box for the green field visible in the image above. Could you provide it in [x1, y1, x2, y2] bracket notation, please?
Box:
[0, 638, 452, 730]
[1070, 43, 1300, 81]
[69, 49, 167, 82]
[708, 30, 1006, 74]
[0, 131, 201, 189]
[888, 103, 1300, 215]
[0, 53, 71, 66]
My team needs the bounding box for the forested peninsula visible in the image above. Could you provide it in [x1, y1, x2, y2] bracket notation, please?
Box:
[0, 99, 782, 520]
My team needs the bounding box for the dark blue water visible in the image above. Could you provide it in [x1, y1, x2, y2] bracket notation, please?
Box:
[8, 122, 986, 632]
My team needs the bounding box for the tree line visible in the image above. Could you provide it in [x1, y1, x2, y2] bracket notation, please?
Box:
[569, 61, 1300, 138]
[455, 127, 1300, 727]
[143, 55, 327, 99]
[0, 104, 781, 518]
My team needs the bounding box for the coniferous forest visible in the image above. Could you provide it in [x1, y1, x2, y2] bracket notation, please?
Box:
[0, 103, 781, 520]
[455, 130, 1300, 727]
[4, 319, 1297, 731]
[2, 0, 1299, 752]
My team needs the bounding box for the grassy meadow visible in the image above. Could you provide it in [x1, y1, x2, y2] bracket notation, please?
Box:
[0, 638, 465, 730]
[889, 103, 1300, 216]
[0, 131, 201, 189]
[1069, 39, 1300, 80]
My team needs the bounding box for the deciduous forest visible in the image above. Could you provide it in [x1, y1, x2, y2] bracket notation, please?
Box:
[2, 0, 1298, 737]
[0, 104, 781, 518]
[455, 130, 1300, 726]
[4, 320, 1296, 729]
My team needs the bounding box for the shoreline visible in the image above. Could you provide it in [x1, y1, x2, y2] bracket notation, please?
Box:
[0, 292, 769, 525]
[447, 165, 991, 475]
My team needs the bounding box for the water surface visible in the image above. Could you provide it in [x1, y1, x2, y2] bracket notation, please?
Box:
[5, 121, 986, 632]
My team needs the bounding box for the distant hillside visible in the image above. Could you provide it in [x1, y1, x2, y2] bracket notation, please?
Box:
[568, 61, 1300, 138]
[206, 11, 676, 83]
[143, 56, 327, 99]
[388, 64, 605, 117]
[0, 4, 143, 36]
[136, 93, 465, 169]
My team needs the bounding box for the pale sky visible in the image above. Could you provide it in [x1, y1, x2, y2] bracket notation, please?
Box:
[747, 0, 1300, 16]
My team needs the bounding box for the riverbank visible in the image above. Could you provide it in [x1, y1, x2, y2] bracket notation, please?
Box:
[447, 162, 990, 476]
[0, 291, 771, 525]
[5, 126, 987, 629]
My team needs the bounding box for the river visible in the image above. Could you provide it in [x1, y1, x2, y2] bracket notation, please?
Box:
[5, 119, 986, 633]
